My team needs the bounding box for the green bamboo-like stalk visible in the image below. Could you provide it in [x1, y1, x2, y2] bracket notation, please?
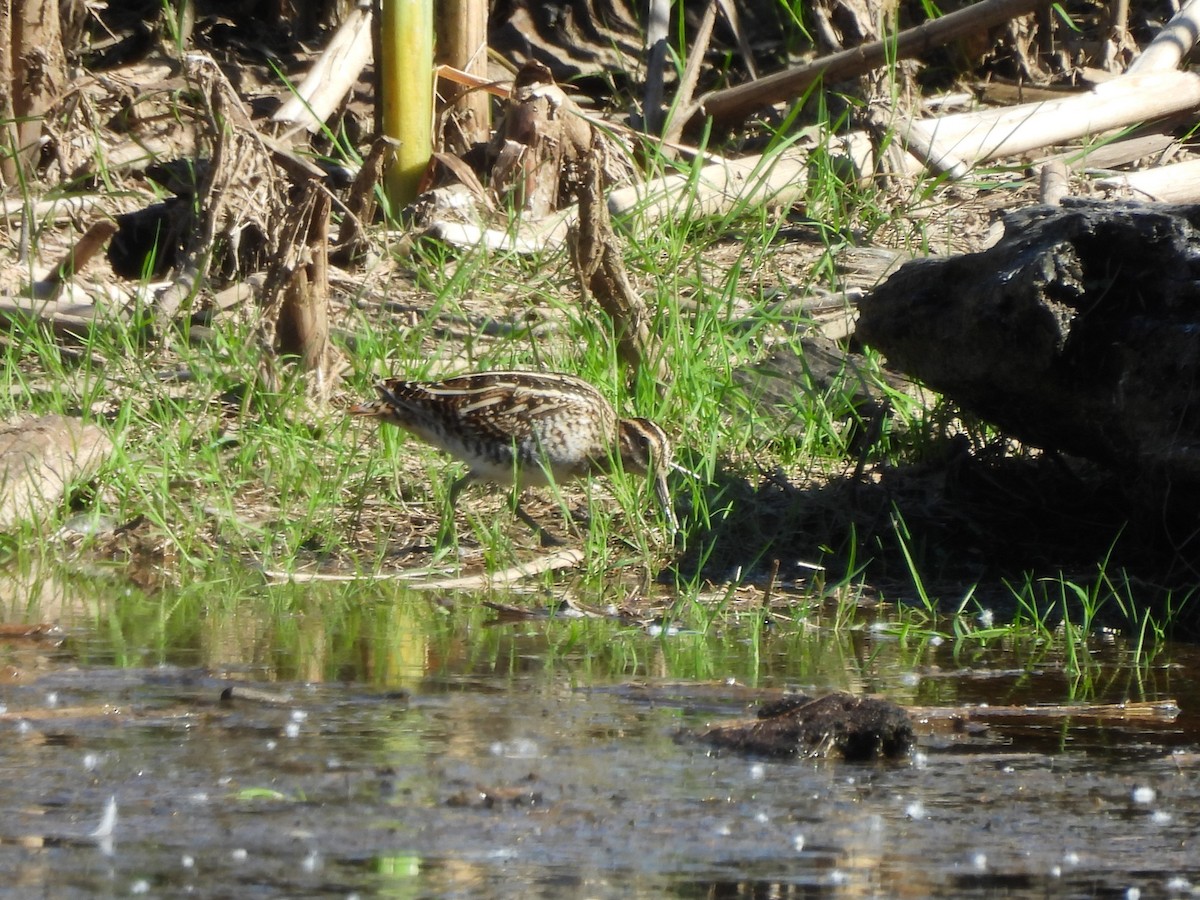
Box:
[379, 0, 433, 209]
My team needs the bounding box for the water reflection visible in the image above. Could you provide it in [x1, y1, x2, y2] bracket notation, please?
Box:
[0, 566, 1195, 897]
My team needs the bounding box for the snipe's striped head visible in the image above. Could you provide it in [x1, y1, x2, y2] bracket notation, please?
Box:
[615, 417, 676, 533]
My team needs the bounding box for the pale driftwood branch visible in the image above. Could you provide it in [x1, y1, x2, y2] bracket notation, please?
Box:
[890, 117, 969, 178]
[609, 147, 809, 225]
[408, 548, 584, 589]
[0, 415, 112, 530]
[1127, 0, 1200, 74]
[428, 145, 815, 253]
[0, 195, 102, 222]
[210, 272, 265, 312]
[272, 4, 372, 135]
[263, 547, 585, 586]
[0, 293, 131, 338]
[865, 105, 965, 178]
[693, 0, 1048, 127]
[912, 699, 1179, 723]
[263, 565, 455, 583]
[904, 71, 1200, 168]
[1053, 131, 1176, 172]
[1095, 157, 1200, 202]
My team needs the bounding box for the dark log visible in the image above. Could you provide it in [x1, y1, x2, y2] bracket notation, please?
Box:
[856, 200, 1200, 494]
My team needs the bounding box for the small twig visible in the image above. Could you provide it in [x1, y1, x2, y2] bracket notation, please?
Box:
[761, 558, 780, 609]
[716, 0, 758, 79]
[1038, 159, 1070, 205]
[910, 699, 1179, 723]
[663, 0, 719, 146]
[868, 105, 969, 180]
[40, 219, 118, 298]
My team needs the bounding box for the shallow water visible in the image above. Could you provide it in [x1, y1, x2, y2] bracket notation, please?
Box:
[1, 570, 1198, 898]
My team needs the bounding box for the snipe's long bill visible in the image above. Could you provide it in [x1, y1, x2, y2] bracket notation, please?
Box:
[349, 371, 678, 535]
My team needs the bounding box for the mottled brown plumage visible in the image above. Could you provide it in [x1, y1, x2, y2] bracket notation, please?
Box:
[350, 371, 676, 534]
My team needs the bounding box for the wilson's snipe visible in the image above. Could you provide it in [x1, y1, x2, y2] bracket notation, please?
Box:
[349, 371, 677, 536]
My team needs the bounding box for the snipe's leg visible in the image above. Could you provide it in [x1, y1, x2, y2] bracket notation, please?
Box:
[515, 497, 565, 547]
[447, 473, 470, 508]
[451, 475, 564, 546]
[428, 472, 484, 546]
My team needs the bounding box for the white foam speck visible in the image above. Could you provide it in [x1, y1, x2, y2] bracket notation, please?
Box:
[1132, 785, 1155, 804]
[489, 738, 540, 759]
[90, 796, 118, 839]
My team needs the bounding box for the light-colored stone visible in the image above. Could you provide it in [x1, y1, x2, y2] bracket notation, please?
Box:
[0, 415, 112, 530]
